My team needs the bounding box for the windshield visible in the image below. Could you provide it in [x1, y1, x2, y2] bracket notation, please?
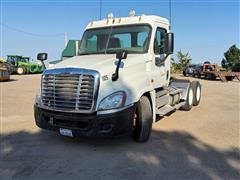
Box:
[79, 25, 151, 55]
[21, 58, 29, 62]
[7, 56, 21, 64]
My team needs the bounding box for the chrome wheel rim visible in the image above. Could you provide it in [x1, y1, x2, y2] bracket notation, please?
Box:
[188, 88, 193, 105]
[196, 86, 201, 102]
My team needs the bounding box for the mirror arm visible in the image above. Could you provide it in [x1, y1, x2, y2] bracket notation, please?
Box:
[112, 50, 127, 81]
[112, 59, 122, 81]
[157, 54, 170, 66]
[40, 60, 46, 70]
[161, 54, 170, 62]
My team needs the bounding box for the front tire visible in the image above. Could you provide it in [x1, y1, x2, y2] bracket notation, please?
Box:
[132, 96, 153, 142]
[16, 66, 26, 75]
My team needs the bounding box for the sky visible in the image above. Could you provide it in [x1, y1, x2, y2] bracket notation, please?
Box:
[0, 0, 239, 64]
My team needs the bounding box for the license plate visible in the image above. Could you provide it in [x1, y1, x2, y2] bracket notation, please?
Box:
[59, 128, 73, 137]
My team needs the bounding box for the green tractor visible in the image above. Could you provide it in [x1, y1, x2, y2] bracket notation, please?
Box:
[0, 55, 43, 75]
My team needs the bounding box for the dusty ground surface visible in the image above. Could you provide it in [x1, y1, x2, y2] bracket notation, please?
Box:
[0, 74, 239, 179]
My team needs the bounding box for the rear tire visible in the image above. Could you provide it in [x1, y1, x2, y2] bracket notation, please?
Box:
[16, 66, 26, 75]
[226, 76, 234, 81]
[180, 83, 194, 111]
[132, 96, 153, 142]
[210, 74, 216, 80]
[192, 81, 201, 106]
[183, 71, 186, 76]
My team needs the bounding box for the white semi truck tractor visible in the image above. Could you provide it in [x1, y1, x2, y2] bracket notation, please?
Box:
[34, 12, 201, 142]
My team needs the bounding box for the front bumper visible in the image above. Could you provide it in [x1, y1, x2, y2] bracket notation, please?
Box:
[34, 105, 136, 137]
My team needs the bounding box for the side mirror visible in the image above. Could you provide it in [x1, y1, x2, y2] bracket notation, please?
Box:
[164, 33, 174, 54]
[116, 51, 127, 60]
[37, 53, 48, 70]
[37, 53, 48, 61]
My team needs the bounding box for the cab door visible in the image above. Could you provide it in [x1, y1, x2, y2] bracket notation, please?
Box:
[152, 27, 167, 86]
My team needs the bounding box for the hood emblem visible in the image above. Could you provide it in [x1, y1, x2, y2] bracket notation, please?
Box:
[102, 75, 108, 81]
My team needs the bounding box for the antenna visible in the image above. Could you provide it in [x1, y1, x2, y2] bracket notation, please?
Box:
[169, 0, 172, 30]
[99, 0, 102, 20]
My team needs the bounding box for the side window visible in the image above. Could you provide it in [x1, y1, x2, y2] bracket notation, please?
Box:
[154, 28, 166, 54]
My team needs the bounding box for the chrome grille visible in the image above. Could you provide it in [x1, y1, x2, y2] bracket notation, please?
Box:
[41, 68, 99, 113]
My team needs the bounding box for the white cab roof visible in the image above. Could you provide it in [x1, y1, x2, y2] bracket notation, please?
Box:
[86, 15, 169, 29]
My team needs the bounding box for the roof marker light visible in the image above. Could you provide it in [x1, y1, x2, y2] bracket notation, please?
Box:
[107, 13, 114, 19]
[129, 10, 136, 17]
[139, 16, 142, 22]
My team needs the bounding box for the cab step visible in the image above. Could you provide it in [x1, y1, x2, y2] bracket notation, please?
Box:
[156, 105, 175, 116]
[156, 101, 186, 116]
[169, 88, 183, 95]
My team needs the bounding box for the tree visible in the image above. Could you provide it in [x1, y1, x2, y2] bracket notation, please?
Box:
[221, 45, 240, 72]
[177, 51, 192, 70]
[171, 57, 181, 73]
[171, 51, 192, 73]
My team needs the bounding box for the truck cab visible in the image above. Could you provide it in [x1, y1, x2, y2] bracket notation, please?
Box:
[34, 13, 201, 142]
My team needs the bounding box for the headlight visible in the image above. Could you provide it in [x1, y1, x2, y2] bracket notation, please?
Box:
[35, 88, 42, 106]
[98, 91, 126, 111]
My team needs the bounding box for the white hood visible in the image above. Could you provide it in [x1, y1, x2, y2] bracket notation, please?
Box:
[49, 54, 145, 75]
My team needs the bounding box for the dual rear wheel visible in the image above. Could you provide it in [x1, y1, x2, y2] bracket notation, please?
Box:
[132, 81, 201, 142]
[181, 81, 201, 111]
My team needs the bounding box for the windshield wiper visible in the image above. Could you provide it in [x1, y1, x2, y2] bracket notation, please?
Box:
[79, 53, 90, 55]
[104, 27, 113, 54]
[80, 52, 105, 55]
[106, 49, 140, 54]
[105, 49, 119, 54]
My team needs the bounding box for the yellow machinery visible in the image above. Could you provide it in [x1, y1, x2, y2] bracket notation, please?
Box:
[0, 67, 10, 81]
[0, 58, 4, 63]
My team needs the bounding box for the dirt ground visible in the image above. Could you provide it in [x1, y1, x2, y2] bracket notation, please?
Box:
[1, 74, 239, 179]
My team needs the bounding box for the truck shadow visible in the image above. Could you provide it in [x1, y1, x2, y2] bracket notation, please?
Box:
[0, 79, 17, 83]
[1, 130, 239, 179]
